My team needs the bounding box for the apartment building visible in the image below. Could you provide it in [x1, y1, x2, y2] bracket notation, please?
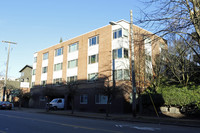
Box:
[31, 20, 166, 113]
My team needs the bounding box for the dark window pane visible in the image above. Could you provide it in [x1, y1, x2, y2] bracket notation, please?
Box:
[118, 48, 122, 58]
[124, 49, 128, 58]
[118, 29, 122, 38]
[114, 31, 117, 39]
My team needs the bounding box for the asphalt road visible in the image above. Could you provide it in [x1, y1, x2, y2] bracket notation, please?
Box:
[0, 110, 199, 133]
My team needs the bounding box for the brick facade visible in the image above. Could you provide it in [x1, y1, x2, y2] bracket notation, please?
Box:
[31, 20, 167, 113]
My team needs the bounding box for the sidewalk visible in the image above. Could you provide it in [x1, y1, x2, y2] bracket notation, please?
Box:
[13, 107, 200, 128]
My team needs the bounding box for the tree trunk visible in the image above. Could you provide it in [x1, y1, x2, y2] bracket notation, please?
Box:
[71, 98, 74, 114]
[106, 101, 110, 117]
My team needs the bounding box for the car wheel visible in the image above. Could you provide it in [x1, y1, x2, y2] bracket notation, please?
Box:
[53, 106, 57, 110]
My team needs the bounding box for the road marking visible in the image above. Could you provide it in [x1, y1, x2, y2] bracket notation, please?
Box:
[0, 114, 122, 133]
[115, 124, 160, 131]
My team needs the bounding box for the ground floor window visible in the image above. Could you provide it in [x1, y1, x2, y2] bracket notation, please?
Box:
[80, 94, 88, 104]
[41, 80, 47, 87]
[88, 73, 98, 81]
[53, 78, 62, 85]
[67, 76, 77, 82]
[95, 94, 107, 104]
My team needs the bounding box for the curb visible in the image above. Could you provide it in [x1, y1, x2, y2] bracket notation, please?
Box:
[38, 111, 200, 128]
[13, 108, 200, 128]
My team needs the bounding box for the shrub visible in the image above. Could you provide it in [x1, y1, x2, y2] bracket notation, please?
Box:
[156, 85, 200, 109]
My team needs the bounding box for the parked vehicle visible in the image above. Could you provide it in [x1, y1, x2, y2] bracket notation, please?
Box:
[0, 101, 13, 110]
[46, 98, 65, 110]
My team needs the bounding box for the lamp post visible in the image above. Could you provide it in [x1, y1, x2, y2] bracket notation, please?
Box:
[110, 10, 137, 117]
[2, 40, 17, 101]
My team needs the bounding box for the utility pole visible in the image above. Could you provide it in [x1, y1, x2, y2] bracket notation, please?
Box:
[2, 41, 17, 101]
[130, 10, 137, 117]
[109, 10, 137, 117]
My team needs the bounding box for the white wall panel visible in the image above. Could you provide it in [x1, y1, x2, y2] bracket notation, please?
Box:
[41, 73, 47, 81]
[88, 45, 99, 56]
[67, 51, 78, 61]
[53, 71, 62, 79]
[42, 60, 48, 67]
[54, 55, 63, 64]
[88, 63, 98, 74]
[32, 75, 35, 82]
[67, 68, 78, 77]
[114, 59, 129, 70]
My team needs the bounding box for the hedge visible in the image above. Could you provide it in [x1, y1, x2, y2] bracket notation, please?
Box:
[156, 85, 200, 108]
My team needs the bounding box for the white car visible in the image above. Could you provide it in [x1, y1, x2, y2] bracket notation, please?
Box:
[47, 98, 65, 110]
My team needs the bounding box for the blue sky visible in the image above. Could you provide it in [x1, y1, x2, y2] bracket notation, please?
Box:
[0, 0, 151, 78]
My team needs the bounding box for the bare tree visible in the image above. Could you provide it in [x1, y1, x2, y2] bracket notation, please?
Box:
[138, 0, 200, 59]
[65, 82, 78, 114]
[165, 38, 200, 86]
[97, 74, 124, 117]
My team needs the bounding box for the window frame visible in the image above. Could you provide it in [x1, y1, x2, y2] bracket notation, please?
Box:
[95, 94, 108, 104]
[55, 47, 63, 57]
[68, 59, 78, 68]
[88, 54, 98, 64]
[114, 69, 130, 80]
[113, 48, 129, 59]
[53, 78, 62, 85]
[89, 35, 99, 46]
[43, 52, 49, 60]
[41, 80, 47, 87]
[67, 76, 77, 82]
[32, 69, 36, 75]
[80, 94, 88, 104]
[42, 66, 48, 73]
[69, 42, 79, 53]
[54, 63, 63, 71]
[34, 57, 37, 63]
[113, 28, 122, 39]
[88, 73, 98, 81]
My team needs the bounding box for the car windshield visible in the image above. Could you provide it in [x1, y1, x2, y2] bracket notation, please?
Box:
[51, 99, 58, 103]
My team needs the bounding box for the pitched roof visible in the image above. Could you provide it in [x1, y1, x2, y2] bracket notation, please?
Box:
[19, 65, 33, 72]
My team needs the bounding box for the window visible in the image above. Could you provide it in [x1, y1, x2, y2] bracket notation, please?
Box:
[88, 73, 98, 81]
[42, 66, 48, 73]
[88, 54, 98, 64]
[113, 28, 122, 39]
[80, 94, 88, 104]
[124, 69, 130, 80]
[114, 69, 130, 80]
[32, 82, 35, 87]
[43, 52, 48, 60]
[54, 63, 63, 71]
[124, 49, 128, 58]
[69, 42, 79, 53]
[34, 57, 37, 63]
[53, 78, 62, 85]
[41, 80, 46, 86]
[115, 69, 123, 80]
[95, 94, 108, 104]
[89, 35, 99, 46]
[32, 69, 36, 75]
[113, 48, 122, 59]
[113, 48, 128, 59]
[68, 59, 78, 68]
[67, 76, 77, 82]
[55, 47, 63, 56]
